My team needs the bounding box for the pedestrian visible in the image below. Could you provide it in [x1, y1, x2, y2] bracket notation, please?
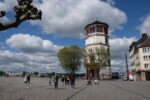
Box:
[24, 74, 27, 84]
[27, 74, 30, 84]
[53, 73, 59, 89]
[49, 75, 52, 86]
[61, 75, 65, 85]
[70, 74, 75, 88]
[94, 79, 98, 85]
[66, 75, 70, 85]
[64, 76, 67, 85]
[87, 79, 92, 85]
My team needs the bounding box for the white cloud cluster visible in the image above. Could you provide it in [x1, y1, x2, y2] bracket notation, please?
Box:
[0, 16, 10, 23]
[0, 49, 62, 72]
[7, 34, 62, 55]
[0, 0, 17, 23]
[31, 0, 127, 38]
[0, 34, 64, 72]
[0, 0, 17, 11]
[1, 34, 137, 72]
[139, 14, 150, 35]
[109, 36, 137, 72]
[110, 37, 137, 59]
[111, 59, 126, 72]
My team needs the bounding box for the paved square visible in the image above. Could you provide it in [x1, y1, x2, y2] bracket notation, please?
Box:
[0, 77, 150, 100]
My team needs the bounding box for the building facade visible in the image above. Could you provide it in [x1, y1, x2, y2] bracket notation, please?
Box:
[85, 21, 111, 79]
[129, 33, 150, 81]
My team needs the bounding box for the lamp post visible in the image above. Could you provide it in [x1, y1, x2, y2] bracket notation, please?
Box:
[125, 53, 129, 80]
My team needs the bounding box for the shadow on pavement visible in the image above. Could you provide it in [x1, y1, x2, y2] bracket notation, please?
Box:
[65, 85, 89, 100]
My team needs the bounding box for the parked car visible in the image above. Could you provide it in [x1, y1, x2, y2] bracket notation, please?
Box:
[123, 76, 127, 81]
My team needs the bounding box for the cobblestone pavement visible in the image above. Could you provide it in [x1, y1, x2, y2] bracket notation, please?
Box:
[0, 77, 150, 100]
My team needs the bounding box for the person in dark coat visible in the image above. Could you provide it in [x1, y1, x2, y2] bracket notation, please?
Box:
[53, 73, 59, 89]
[70, 74, 75, 88]
[27, 74, 30, 84]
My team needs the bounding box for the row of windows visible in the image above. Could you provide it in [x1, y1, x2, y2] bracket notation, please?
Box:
[143, 55, 150, 60]
[144, 63, 150, 68]
[143, 47, 150, 53]
[87, 25, 108, 34]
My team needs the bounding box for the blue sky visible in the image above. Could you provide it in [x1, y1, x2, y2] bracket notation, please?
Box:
[0, 0, 150, 73]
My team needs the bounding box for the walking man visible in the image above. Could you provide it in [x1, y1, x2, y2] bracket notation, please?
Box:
[70, 74, 75, 88]
[53, 73, 59, 89]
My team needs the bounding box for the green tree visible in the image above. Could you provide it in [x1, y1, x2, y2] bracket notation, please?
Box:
[0, 0, 42, 31]
[58, 45, 82, 74]
[0, 71, 6, 76]
[22, 71, 26, 77]
[82, 46, 109, 79]
[33, 71, 39, 76]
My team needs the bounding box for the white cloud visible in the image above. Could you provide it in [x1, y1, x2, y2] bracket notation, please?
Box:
[111, 59, 126, 72]
[0, 16, 10, 23]
[109, 36, 137, 72]
[0, 34, 65, 72]
[7, 34, 62, 55]
[110, 37, 137, 59]
[0, 0, 17, 11]
[31, 0, 127, 38]
[139, 14, 150, 35]
[0, 50, 63, 72]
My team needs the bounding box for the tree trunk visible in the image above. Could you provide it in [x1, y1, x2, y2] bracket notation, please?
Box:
[72, 68, 75, 75]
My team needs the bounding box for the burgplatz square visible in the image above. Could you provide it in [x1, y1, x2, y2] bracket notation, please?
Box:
[0, 0, 150, 100]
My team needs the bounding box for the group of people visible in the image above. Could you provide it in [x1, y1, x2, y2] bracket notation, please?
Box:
[86, 79, 99, 85]
[49, 73, 76, 89]
[23, 73, 76, 89]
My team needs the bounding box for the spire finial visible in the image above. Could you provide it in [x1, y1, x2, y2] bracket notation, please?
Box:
[95, 17, 98, 21]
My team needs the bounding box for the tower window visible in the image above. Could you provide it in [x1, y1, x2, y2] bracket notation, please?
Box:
[86, 28, 89, 34]
[96, 25, 103, 32]
[90, 26, 95, 33]
[104, 27, 108, 34]
[105, 37, 108, 44]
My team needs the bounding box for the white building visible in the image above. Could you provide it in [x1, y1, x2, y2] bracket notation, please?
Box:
[129, 33, 150, 81]
[85, 21, 111, 79]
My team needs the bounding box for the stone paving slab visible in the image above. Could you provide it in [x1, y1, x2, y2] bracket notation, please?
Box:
[0, 77, 150, 100]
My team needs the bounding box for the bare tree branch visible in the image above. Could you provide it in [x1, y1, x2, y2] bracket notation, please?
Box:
[0, 0, 42, 31]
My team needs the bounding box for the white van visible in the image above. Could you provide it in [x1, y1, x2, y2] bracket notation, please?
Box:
[129, 74, 134, 81]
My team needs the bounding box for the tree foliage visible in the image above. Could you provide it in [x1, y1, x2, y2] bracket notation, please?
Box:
[0, 0, 42, 31]
[0, 71, 6, 76]
[82, 46, 109, 72]
[58, 45, 82, 74]
[33, 71, 39, 76]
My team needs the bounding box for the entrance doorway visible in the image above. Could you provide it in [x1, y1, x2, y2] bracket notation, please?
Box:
[145, 72, 150, 81]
